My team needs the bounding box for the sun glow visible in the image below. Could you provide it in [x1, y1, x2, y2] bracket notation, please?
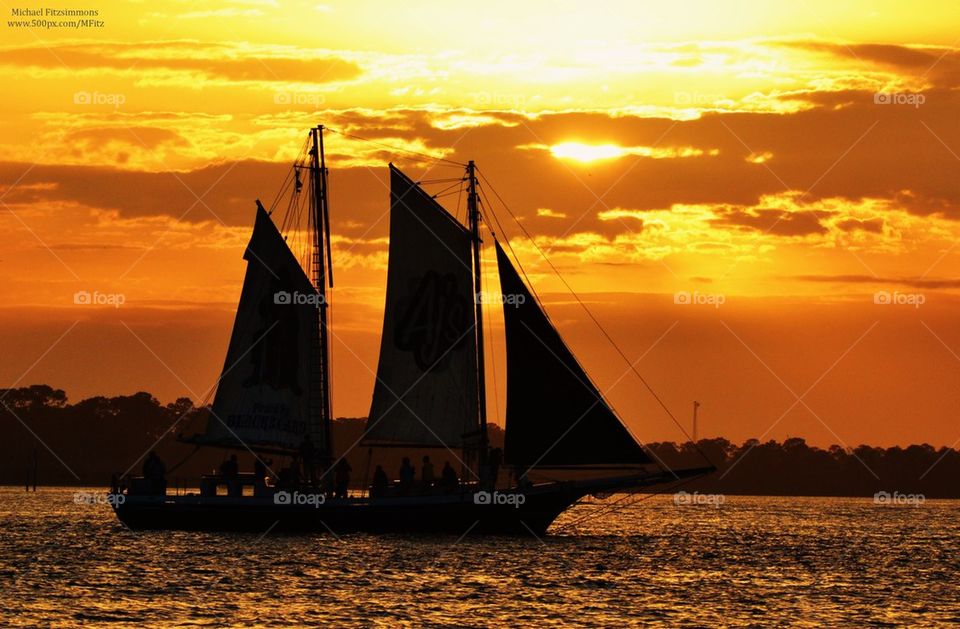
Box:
[550, 142, 626, 163]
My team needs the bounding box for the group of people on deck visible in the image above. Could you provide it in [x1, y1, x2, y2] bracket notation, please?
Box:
[136, 435, 508, 500]
[369, 455, 462, 497]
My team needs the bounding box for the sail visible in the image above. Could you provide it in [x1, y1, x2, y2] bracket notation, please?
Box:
[201, 205, 320, 452]
[495, 241, 652, 466]
[365, 166, 479, 447]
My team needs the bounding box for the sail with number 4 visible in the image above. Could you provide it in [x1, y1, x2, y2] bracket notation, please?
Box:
[364, 166, 480, 448]
[199, 204, 323, 452]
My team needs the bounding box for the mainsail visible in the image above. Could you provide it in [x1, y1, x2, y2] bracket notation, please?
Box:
[365, 166, 479, 447]
[201, 204, 321, 452]
[495, 241, 652, 467]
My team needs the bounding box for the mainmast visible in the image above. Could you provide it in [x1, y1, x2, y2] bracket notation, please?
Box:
[467, 161, 489, 464]
[310, 126, 334, 461]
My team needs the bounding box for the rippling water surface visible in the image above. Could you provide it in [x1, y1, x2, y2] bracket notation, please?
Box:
[2, 488, 959, 627]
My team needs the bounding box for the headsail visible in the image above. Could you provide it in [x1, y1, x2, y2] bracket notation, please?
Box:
[495, 241, 652, 467]
[200, 204, 321, 452]
[364, 166, 479, 447]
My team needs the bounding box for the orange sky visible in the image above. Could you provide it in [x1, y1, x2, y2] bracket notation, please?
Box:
[1, 0, 959, 447]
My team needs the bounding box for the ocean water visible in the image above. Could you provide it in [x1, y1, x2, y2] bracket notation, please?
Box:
[1, 488, 958, 627]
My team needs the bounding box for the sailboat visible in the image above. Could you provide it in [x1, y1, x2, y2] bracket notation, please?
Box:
[110, 125, 713, 535]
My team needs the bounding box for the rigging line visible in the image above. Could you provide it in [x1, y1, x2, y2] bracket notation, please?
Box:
[432, 189, 463, 200]
[272, 160, 298, 219]
[281, 175, 299, 235]
[455, 174, 464, 226]
[272, 134, 311, 219]
[553, 474, 702, 533]
[165, 445, 201, 475]
[476, 168, 714, 469]
[278, 155, 311, 235]
[325, 127, 466, 167]
[476, 177, 547, 314]
[291, 192, 308, 269]
[429, 179, 466, 200]
[419, 177, 467, 184]
[276, 171, 297, 232]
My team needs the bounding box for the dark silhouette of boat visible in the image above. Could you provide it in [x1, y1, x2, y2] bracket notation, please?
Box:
[111, 126, 712, 535]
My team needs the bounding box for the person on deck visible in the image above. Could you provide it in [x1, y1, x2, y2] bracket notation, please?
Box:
[220, 454, 239, 478]
[398, 457, 415, 494]
[142, 451, 165, 479]
[220, 454, 240, 496]
[440, 461, 459, 493]
[334, 459, 352, 499]
[421, 455, 435, 490]
[371, 465, 389, 498]
[142, 451, 166, 495]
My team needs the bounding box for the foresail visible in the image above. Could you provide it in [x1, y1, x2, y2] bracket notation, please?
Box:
[495, 241, 652, 467]
[202, 205, 320, 452]
[365, 166, 479, 447]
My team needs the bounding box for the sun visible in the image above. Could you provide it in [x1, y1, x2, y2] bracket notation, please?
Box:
[550, 142, 626, 163]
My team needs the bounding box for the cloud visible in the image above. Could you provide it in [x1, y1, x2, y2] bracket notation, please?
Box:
[793, 275, 960, 290]
[0, 41, 362, 84]
[0, 159, 288, 225]
[712, 207, 831, 236]
[3, 95, 960, 264]
[836, 217, 883, 233]
[782, 41, 959, 79]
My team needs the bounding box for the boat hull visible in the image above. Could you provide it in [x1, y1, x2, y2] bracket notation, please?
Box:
[111, 468, 713, 535]
[112, 488, 581, 535]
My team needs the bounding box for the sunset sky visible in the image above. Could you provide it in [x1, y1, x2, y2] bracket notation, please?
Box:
[2, 0, 959, 448]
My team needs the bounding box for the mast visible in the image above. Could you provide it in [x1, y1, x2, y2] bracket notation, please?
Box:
[693, 400, 700, 443]
[467, 160, 489, 464]
[311, 126, 334, 460]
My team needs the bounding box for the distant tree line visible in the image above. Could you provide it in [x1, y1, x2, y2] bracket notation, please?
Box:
[1, 385, 958, 496]
[645, 437, 960, 498]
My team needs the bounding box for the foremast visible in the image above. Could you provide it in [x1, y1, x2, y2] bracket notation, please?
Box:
[467, 161, 489, 467]
[310, 125, 334, 463]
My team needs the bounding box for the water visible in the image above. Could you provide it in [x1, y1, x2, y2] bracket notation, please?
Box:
[2, 488, 958, 627]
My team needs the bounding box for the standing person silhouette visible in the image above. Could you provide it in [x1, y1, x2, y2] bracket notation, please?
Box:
[398, 457, 415, 494]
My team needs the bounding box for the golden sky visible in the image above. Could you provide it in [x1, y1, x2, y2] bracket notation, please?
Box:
[2, 0, 959, 447]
